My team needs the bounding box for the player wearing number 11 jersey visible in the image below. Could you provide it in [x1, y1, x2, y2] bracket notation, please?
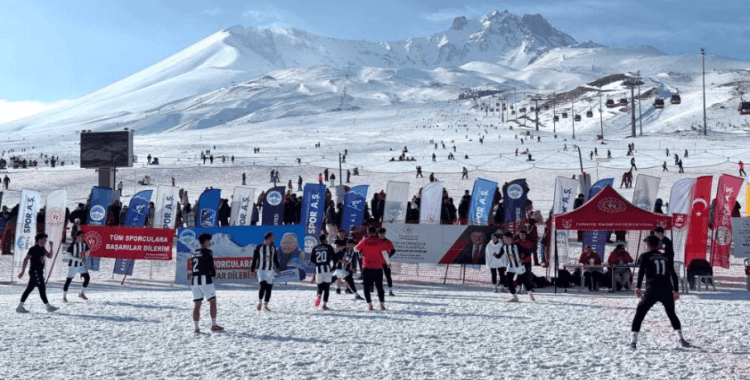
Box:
[630, 236, 689, 349]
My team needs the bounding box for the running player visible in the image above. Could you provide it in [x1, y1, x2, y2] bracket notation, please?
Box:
[62, 230, 91, 302]
[251, 232, 280, 312]
[333, 229, 349, 294]
[191, 233, 223, 333]
[16, 233, 58, 313]
[311, 234, 336, 310]
[501, 232, 535, 302]
[354, 226, 389, 311]
[630, 235, 690, 349]
[334, 239, 364, 300]
[377, 227, 396, 296]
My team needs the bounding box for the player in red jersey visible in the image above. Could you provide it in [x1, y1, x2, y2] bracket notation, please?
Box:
[354, 226, 389, 311]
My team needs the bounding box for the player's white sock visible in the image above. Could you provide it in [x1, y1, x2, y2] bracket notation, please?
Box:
[80, 288, 85, 295]
[211, 318, 217, 326]
[194, 321, 199, 329]
[322, 302, 326, 307]
[63, 291, 68, 297]
[512, 294, 518, 300]
[676, 330, 684, 340]
[263, 302, 268, 306]
[632, 332, 638, 343]
[18, 302, 24, 307]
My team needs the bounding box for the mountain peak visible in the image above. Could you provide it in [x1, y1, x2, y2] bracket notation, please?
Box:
[451, 16, 468, 30]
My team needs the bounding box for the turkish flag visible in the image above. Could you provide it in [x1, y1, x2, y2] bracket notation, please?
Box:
[685, 176, 712, 264]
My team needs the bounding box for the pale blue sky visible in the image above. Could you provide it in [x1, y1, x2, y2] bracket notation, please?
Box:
[1, 0, 748, 104]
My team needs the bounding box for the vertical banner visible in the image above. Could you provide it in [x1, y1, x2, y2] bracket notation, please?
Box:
[14, 189, 41, 270]
[384, 181, 410, 223]
[669, 178, 696, 263]
[503, 179, 528, 231]
[583, 179, 613, 259]
[262, 186, 285, 226]
[420, 181, 444, 224]
[114, 190, 153, 276]
[44, 189, 67, 279]
[196, 189, 221, 228]
[632, 174, 661, 211]
[341, 185, 370, 232]
[685, 176, 713, 264]
[154, 185, 180, 229]
[553, 177, 578, 214]
[710, 174, 745, 268]
[86, 186, 113, 271]
[0, 191, 3, 210]
[300, 183, 326, 254]
[468, 178, 498, 225]
[229, 187, 255, 226]
[747, 184, 750, 217]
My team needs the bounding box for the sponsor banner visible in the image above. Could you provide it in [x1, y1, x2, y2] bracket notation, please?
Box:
[384, 222, 499, 264]
[420, 181, 444, 225]
[196, 189, 221, 228]
[685, 176, 713, 264]
[44, 189, 67, 279]
[468, 178, 498, 226]
[300, 184, 326, 256]
[553, 177, 578, 214]
[384, 181, 410, 223]
[503, 179, 528, 227]
[583, 179, 613, 260]
[262, 186, 286, 226]
[14, 188, 41, 269]
[115, 190, 153, 275]
[710, 174, 744, 268]
[632, 174, 661, 211]
[81, 225, 173, 260]
[154, 185, 180, 229]
[731, 217, 750, 257]
[175, 225, 306, 285]
[341, 185, 369, 232]
[229, 187, 254, 226]
[556, 230, 570, 265]
[86, 186, 112, 270]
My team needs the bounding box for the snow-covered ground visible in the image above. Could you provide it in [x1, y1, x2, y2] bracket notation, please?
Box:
[2, 281, 749, 379]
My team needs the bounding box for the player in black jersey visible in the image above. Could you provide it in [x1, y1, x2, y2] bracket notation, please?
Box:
[378, 228, 397, 296]
[191, 233, 223, 333]
[311, 234, 336, 310]
[653, 227, 675, 260]
[251, 232, 281, 312]
[16, 233, 58, 313]
[333, 229, 349, 294]
[630, 236, 689, 349]
[62, 231, 91, 302]
[334, 239, 364, 300]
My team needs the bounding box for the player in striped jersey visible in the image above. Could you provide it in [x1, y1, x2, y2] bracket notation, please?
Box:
[378, 227, 396, 296]
[501, 232, 535, 302]
[251, 232, 281, 312]
[191, 233, 223, 333]
[311, 234, 336, 310]
[333, 229, 349, 294]
[62, 231, 91, 302]
[334, 239, 364, 300]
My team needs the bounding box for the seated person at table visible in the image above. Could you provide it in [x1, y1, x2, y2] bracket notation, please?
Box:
[607, 244, 634, 291]
[579, 245, 603, 291]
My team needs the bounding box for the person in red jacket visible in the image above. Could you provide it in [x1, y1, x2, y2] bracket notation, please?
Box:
[740, 160, 746, 177]
[354, 226, 388, 311]
[514, 230, 535, 292]
[579, 245, 603, 291]
[607, 244, 634, 291]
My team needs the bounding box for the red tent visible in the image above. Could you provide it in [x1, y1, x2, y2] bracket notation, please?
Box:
[554, 185, 672, 231]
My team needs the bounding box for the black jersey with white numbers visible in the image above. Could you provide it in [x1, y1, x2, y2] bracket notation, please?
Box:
[190, 248, 216, 284]
[636, 250, 679, 292]
[311, 244, 335, 274]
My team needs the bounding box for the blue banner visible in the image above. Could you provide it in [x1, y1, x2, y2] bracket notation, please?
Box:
[503, 179, 528, 224]
[468, 178, 498, 225]
[341, 185, 369, 232]
[86, 186, 112, 270]
[175, 225, 307, 285]
[262, 187, 286, 226]
[300, 184, 326, 254]
[196, 189, 221, 228]
[114, 190, 153, 276]
[583, 178, 614, 260]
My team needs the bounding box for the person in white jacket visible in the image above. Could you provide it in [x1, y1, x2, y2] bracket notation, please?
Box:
[485, 231, 507, 293]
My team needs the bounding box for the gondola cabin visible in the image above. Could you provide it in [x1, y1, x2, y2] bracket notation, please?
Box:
[544, 105, 550, 111]
[511, 110, 516, 115]
[740, 102, 750, 115]
[606, 99, 616, 108]
[586, 111, 594, 118]
[653, 98, 665, 109]
[529, 107, 535, 112]
[562, 112, 568, 118]
[553, 115, 559, 122]
[574, 114, 582, 122]
[619, 98, 628, 106]
[671, 95, 681, 104]
[520, 107, 526, 113]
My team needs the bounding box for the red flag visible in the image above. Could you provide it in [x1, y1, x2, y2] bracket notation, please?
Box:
[710, 174, 745, 268]
[685, 176, 712, 264]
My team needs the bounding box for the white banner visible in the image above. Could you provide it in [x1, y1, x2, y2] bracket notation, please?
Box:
[14, 188, 42, 270]
[632, 174, 661, 211]
[669, 178, 696, 215]
[420, 181, 444, 224]
[154, 185, 180, 229]
[732, 217, 750, 258]
[384, 181, 410, 223]
[44, 189, 67, 278]
[230, 187, 255, 226]
[384, 223, 470, 264]
[553, 177, 578, 214]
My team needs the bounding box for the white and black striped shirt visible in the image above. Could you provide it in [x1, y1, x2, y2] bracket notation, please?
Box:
[66, 241, 88, 267]
[252, 244, 280, 271]
[502, 243, 523, 272]
[311, 244, 335, 274]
